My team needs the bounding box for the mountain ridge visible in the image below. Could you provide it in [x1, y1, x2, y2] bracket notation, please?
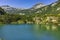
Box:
[0, 0, 60, 14]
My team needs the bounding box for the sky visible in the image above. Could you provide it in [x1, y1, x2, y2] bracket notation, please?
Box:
[0, 0, 57, 8]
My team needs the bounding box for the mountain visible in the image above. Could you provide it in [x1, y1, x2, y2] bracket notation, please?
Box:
[31, 3, 45, 10]
[1, 5, 17, 11]
[0, 0, 60, 15]
[31, 0, 60, 14]
[0, 3, 46, 14]
[1, 5, 24, 14]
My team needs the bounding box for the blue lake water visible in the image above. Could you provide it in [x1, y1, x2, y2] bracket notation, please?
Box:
[0, 24, 60, 40]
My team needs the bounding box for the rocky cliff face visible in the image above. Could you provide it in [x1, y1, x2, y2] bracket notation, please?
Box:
[0, 7, 5, 15]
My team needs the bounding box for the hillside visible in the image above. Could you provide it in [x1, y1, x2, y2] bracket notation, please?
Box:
[31, 1, 60, 14]
[0, 7, 5, 15]
[0, 0, 60, 24]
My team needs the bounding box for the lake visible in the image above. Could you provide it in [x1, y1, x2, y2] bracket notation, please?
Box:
[0, 24, 60, 40]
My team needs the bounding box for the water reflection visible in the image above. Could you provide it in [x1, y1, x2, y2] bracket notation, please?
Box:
[0, 24, 60, 40]
[33, 24, 60, 31]
[33, 24, 60, 40]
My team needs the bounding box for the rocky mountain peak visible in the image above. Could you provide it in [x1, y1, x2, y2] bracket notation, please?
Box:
[31, 3, 45, 9]
[1, 5, 10, 7]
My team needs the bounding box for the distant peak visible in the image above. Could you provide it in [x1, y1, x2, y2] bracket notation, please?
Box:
[34, 2, 45, 6]
[1, 5, 10, 7]
[31, 2, 45, 9]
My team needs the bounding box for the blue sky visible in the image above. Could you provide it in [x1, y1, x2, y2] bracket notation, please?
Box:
[0, 0, 57, 8]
